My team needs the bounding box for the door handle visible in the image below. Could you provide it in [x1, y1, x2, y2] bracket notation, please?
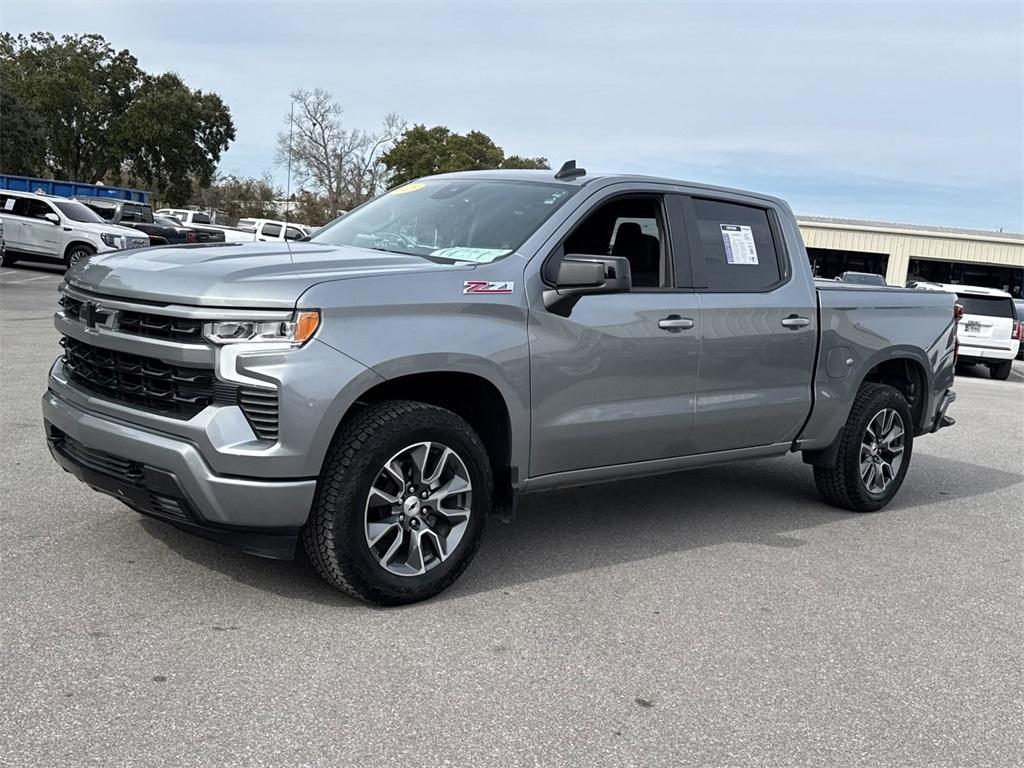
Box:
[658, 315, 695, 331]
[781, 315, 811, 329]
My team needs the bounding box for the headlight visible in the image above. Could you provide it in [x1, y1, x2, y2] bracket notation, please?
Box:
[203, 310, 320, 346]
[100, 233, 125, 249]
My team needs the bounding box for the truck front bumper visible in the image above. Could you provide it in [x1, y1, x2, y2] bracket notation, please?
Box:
[43, 388, 316, 559]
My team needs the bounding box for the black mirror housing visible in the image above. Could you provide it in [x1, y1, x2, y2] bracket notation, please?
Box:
[544, 254, 632, 316]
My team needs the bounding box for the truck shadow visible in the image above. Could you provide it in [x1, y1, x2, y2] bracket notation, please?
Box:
[140, 451, 1022, 607]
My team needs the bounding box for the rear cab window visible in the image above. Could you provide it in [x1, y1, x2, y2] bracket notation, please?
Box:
[688, 198, 784, 291]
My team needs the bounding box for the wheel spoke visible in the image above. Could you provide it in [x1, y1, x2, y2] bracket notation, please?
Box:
[367, 520, 400, 547]
[430, 474, 471, 503]
[377, 526, 404, 568]
[383, 460, 405, 486]
[422, 447, 452, 486]
[368, 486, 399, 507]
[420, 527, 447, 562]
[404, 529, 426, 574]
[408, 443, 431, 485]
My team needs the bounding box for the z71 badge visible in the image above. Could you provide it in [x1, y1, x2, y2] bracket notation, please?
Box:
[463, 281, 514, 295]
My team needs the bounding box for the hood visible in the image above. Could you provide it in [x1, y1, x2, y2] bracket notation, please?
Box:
[66, 241, 462, 308]
[77, 220, 144, 238]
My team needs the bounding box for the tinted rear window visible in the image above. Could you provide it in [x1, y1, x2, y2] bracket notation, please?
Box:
[956, 294, 1014, 319]
[692, 199, 783, 291]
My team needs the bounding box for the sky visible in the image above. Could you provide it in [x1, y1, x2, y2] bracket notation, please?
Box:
[5, 0, 1023, 231]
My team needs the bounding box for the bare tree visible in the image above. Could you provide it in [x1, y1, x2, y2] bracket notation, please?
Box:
[276, 89, 404, 212]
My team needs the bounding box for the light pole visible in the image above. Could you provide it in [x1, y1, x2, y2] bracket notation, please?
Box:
[284, 98, 294, 224]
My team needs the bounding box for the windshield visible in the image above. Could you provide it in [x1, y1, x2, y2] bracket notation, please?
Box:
[53, 200, 106, 224]
[310, 179, 576, 263]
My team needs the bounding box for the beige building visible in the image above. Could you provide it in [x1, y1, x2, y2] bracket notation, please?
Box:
[797, 216, 1024, 297]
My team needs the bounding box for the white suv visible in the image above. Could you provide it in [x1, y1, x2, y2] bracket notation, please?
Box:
[0, 190, 150, 269]
[918, 282, 1020, 380]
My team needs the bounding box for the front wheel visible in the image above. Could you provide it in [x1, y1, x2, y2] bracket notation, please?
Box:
[814, 383, 914, 512]
[303, 400, 492, 605]
[64, 243, 95, 269]
[990, 360, 1013, 380]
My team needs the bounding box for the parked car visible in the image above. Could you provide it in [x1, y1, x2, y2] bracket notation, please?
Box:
[1014, 299, 1024, 360]
[236, 218, 314, 242]
[0, 189, 149, 269]
[154, 208, 236, 242]
[45, 168, 958, 605]
[152, 215, 226, 244]
[917, 283, 1020, 378]
[837, 271, 887, 286]
[75, 197, 185, 246]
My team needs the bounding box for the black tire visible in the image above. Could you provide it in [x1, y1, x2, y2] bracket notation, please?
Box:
[813, 383, 914, 513]
[0, 250, 14, 267]
[990, 360, 1012, 380]
[303, 400, 491, 605]
[64, 243, 95, 269]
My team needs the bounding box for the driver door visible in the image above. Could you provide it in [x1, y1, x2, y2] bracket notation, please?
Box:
[528, 190, 701, 477]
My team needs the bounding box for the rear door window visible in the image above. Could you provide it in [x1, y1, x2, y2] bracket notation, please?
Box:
[955, 294, 1014, 318]
[0, 194, 27, 216]
[261, 223, 282, 238]
[690, 199, 784, 291]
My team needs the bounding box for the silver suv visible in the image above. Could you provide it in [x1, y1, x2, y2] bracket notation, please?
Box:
[43, 169, 958, 604]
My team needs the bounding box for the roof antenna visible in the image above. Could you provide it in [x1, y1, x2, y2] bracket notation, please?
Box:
[554, 160, 586, 181]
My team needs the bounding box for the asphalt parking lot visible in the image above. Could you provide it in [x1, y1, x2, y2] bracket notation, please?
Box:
[1, 262, 1022, 768]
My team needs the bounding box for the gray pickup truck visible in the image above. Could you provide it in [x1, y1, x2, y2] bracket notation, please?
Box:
[43, 167, 958, 605]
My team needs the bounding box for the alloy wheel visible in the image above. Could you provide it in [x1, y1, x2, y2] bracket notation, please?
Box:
[364, 441, 472, 577]
[860, 408, 905, 494]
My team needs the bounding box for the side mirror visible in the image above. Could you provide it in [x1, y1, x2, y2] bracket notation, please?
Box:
[44, 212, 60, 225]
[543, 254, 631, 316]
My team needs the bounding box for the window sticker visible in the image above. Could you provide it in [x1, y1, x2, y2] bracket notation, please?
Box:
[389, 182, 426, 195]
[2, 198, 14, 211]
[720, 224, 758, 265]
[430, 247, 512, 263]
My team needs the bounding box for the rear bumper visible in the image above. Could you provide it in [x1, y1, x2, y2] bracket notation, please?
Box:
[958, 342, 1018, 362]
[43, 388, 317, 558]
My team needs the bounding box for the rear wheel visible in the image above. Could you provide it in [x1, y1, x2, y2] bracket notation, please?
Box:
[814, 383, 914, 512]
[0, 250, 13, 267]
[303, 400, 491, 605]
[990, 360, 1013, 380]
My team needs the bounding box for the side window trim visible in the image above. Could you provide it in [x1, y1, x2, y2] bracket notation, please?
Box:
[680, 194, 791, 294]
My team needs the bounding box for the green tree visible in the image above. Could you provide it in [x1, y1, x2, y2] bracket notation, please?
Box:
[0, 79, 46, 175]
[381, 124, 548, 186]
[0, 32, 234, 201]
[115, 73, 235, 203]
[1, 32, 141, 181]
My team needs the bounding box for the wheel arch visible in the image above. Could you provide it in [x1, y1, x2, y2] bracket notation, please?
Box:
[803, 351, 931, 468]
[336, 369, 520, 518]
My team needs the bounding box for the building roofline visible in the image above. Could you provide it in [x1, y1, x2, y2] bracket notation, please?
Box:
[797, 215, 1023, 244]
